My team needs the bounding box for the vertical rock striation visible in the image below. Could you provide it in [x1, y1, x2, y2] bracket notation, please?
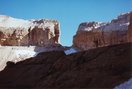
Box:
[73, 12, 132, 50]
[0, 15, 60, 46]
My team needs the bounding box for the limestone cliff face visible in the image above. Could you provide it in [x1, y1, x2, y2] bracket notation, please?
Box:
[0, 15, 60, 46]
[73, 12, 132, 50]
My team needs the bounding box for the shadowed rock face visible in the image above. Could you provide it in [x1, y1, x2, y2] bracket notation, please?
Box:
[128, 12, 132, 42]
[0, 15, 60, 46]
[73, 12, 132, 50]
[0, 43, 131, 88]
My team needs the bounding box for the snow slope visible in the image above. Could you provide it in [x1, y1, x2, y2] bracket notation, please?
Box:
[114, 78, 132, 89]
[0, 15, 31, 29]
[13, 50, 37, 63]
[0, 15, 57, 33]
[0, 46, 37, 71]
[0, 46, 65, 71]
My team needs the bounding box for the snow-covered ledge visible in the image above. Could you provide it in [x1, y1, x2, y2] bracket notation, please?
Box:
[64, 47, 79, 55]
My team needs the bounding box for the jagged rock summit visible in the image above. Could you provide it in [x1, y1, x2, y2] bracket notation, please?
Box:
[73, 12, 132, 50]
[0, 15, 60, 46]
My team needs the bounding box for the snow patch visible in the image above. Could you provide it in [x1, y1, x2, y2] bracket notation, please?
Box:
[0, 15, 56, 31]
[114, 78, 132, 89]
[0, 46, 40, 71]
[0, 15, 31, 29]
[13, 50, 37, 63]
[64, 48, 78, 55]
[78, 12, 130, 31]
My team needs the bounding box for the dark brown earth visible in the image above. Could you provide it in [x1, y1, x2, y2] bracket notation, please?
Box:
[0, 43, 132, 89]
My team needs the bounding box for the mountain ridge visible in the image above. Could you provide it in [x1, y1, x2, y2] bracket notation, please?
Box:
[0, 42, 131, 88]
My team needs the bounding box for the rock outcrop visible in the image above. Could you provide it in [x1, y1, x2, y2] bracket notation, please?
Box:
[0, 15, 60, 46]
[73, 12, 132, 50]
[128, 12, 132, 42]
[0, 43, 131, 88]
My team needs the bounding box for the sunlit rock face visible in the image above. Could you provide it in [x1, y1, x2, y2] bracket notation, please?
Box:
[0, 15, 60, 46]
[73, 12, 132, 50]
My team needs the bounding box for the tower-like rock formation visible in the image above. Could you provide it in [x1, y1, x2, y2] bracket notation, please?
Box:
[0, 15, 60, 46]
[73, 12, 132, 50]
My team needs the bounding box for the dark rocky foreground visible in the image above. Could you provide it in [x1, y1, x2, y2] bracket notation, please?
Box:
[0, 43, 132, 89]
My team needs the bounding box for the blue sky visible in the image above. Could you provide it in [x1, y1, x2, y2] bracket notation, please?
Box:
[0, 0, 132, 46]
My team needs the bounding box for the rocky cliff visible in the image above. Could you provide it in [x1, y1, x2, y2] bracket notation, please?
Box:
[73, 12, 132, 50]
[0, 15, 60, 46]
[0, 43, 131, 88]
[128, 12, 132, 42]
